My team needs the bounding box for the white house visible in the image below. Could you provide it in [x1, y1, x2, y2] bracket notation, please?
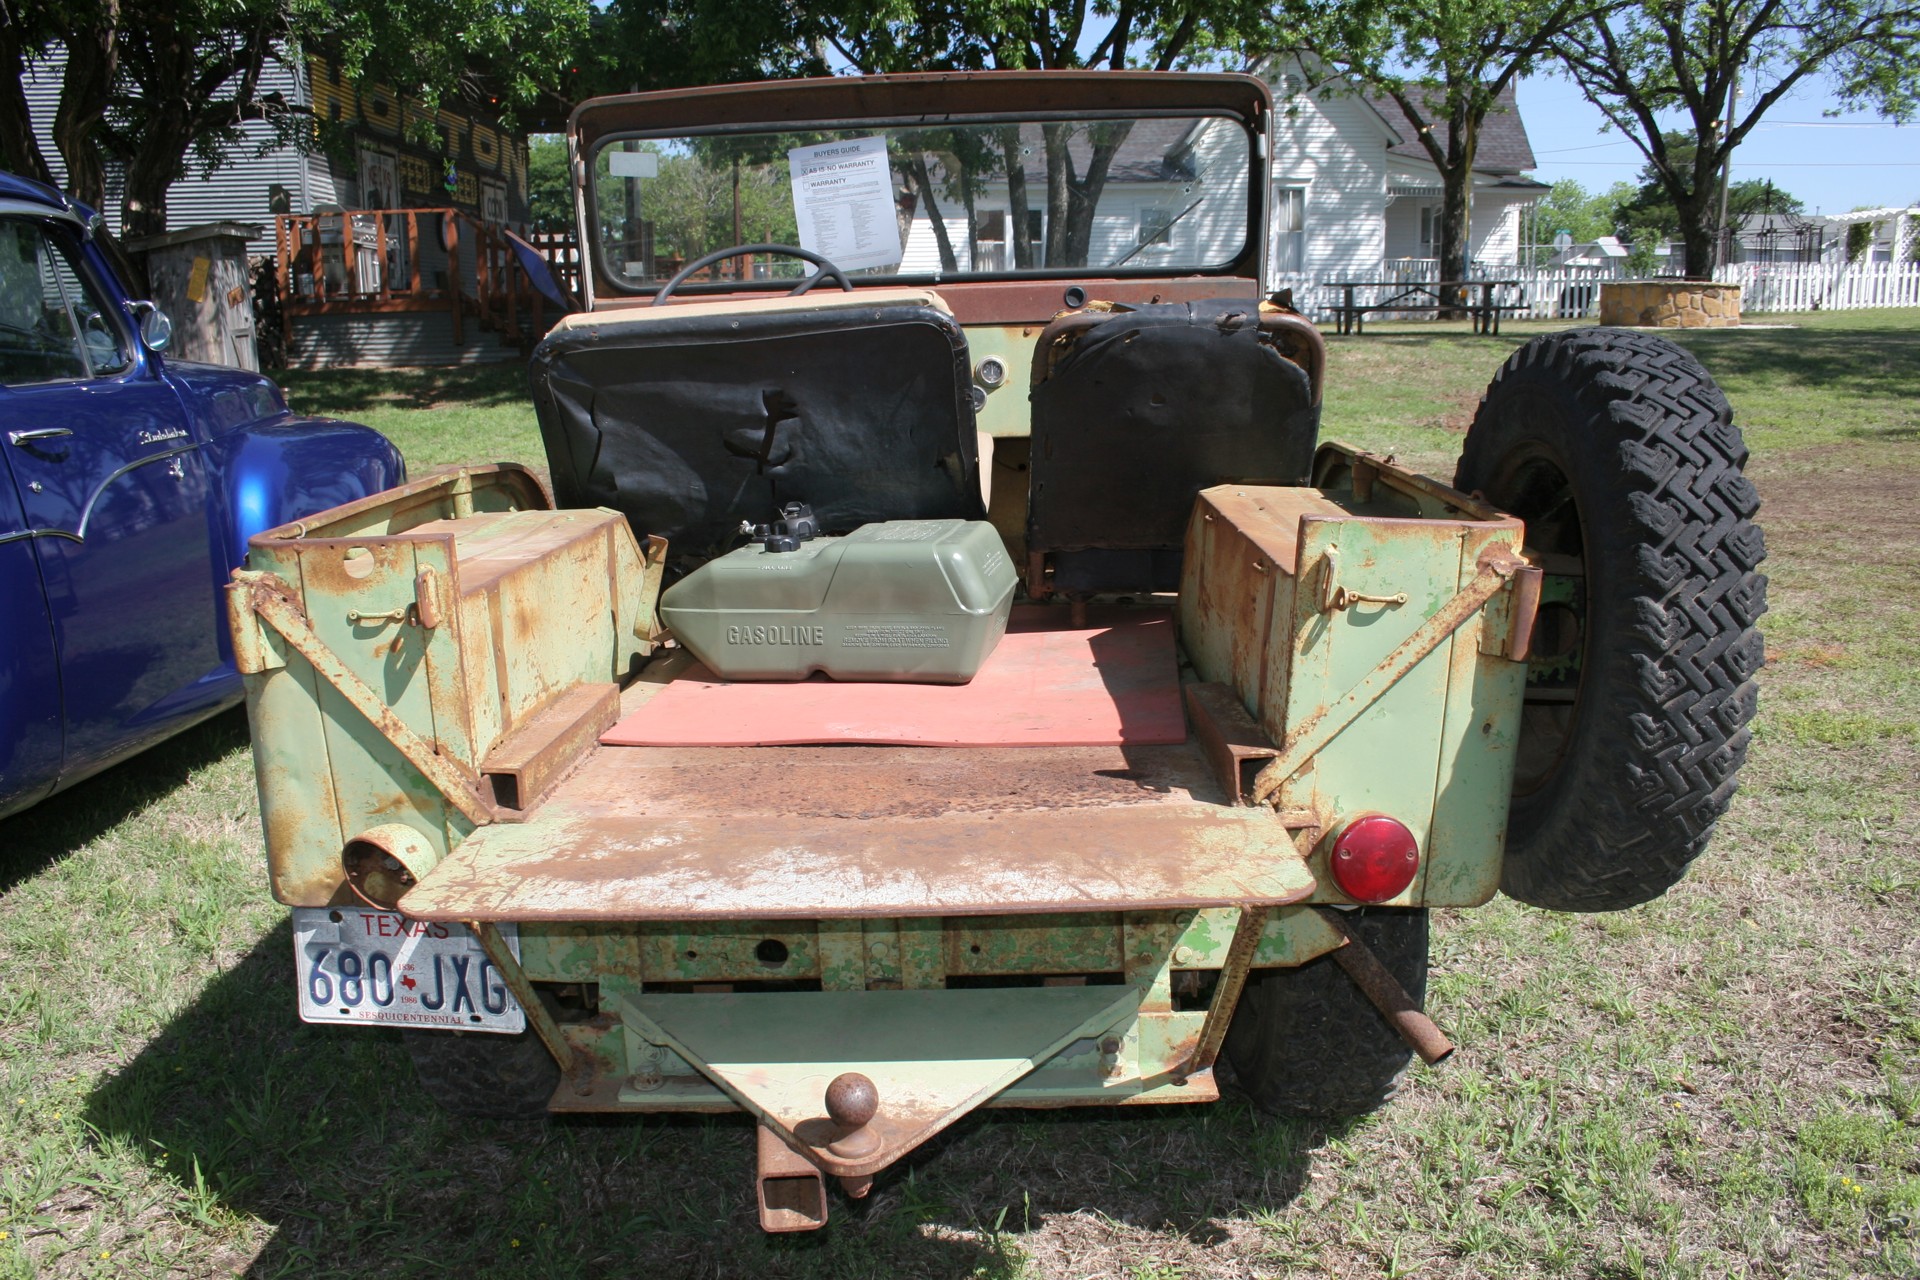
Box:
[892, 61, 1548, 292]
[896, 114, 1254, 275]
[1264, 62, 1547, 286]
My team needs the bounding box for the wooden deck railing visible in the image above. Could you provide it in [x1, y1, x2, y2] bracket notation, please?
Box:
[274, 209, 579, 352]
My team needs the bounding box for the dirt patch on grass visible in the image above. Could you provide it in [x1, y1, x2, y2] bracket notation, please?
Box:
[1750, 447, 1920, 547]
[1427, 390, 1482, 433]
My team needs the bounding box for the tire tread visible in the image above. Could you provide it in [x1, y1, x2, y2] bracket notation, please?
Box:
[1457, 328, 1767, 911]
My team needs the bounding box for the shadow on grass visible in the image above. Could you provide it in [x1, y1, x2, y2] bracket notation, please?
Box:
[279, 363, 531, 416]
[1327, 316, 1920, 443]
[86, 927, 1328, 1277]
[0, 708, 249, 896]
[1658, 321, 1920, 443]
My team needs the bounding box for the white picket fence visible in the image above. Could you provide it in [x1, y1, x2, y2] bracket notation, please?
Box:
[1270, 260, 1920, 323]
[1715, 260, 1920, 312]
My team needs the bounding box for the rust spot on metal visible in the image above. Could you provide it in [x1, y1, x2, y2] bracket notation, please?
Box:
[481, 683, 620, 816]
[234, 568, 498, 826]
[401, 741, 1319, 922]
[821, 1073, 882, 1160]
[1175, 902, 1268, 1079]
[626, 744, 1197, 821]
[1183, 682, 1279, 806]
[757, 1125, 829, 1232]
[1508, 564, 1543, 662]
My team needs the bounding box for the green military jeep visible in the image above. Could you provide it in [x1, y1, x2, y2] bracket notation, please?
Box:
[227, 71, 1765, 1231]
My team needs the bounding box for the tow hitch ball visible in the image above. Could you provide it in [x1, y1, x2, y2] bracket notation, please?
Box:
[754, 1072, 883, 1232]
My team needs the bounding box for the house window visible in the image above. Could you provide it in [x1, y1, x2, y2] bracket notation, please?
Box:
[1419, 205, 1437, 258]
[1274, 186, 1306, 272]
[1138, 206, 1177, 251]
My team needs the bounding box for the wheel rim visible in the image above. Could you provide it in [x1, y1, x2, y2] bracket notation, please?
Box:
[1482, 439, 1588, 797]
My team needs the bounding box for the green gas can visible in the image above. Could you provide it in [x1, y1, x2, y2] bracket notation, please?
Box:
[658, 516, 1018, 682]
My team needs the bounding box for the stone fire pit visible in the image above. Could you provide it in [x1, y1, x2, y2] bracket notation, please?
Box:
[1599, 281, 1742, 328]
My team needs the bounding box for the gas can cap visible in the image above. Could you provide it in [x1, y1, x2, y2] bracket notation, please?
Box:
[778, 502, 819, 541]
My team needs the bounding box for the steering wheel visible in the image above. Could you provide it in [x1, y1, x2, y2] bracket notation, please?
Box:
[651, 243, 854, 306]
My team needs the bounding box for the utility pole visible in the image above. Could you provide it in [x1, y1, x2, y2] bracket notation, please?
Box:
[1714, 68, 1739, 273]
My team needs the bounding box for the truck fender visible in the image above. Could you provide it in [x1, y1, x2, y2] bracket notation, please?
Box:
[210, 412, 407, 572]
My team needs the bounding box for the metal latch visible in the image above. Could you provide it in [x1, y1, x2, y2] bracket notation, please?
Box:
[1318, 545, 1408, 612]
[346, 568, 443, 628]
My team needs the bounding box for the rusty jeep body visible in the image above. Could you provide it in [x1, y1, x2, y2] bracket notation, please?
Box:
[227, 71, 1765, 1233]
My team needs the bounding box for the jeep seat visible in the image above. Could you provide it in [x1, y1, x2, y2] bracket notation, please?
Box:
[1027, 299, 1323, 595]
[530, 288, 985, 570]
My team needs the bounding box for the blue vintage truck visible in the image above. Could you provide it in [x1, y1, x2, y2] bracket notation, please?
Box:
[0, 172, 403, 818]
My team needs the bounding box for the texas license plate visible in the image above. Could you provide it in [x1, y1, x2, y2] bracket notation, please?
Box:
[291, 907, 525, 1033]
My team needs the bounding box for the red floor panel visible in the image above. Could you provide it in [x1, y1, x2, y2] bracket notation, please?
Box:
[602, 605, 1186, 748]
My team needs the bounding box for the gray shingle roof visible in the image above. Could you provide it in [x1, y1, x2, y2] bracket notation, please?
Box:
[1368, 83, 1536, 175]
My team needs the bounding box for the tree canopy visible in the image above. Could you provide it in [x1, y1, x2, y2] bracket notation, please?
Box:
[2, 0, 594, 238]
[1612, 132, 1804, 241]
[1530, 178, 1634, 258]
[1554, 0, 1920, 278]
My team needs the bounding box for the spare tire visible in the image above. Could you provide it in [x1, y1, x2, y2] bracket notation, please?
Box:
[1455, 328, 1766, 912]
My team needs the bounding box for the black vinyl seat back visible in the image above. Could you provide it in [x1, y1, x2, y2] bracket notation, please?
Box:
[530, 292, 983, 570]
[1028, 298, 1322, 594]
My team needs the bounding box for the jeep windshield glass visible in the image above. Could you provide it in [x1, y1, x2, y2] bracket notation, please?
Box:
[589, 115, 1253, 292]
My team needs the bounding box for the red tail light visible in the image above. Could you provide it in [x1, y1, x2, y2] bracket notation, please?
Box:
[1329, 813, 1420, 903]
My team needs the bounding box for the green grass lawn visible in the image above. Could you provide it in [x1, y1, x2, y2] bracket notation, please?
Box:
[1, 311, 1916, 1278]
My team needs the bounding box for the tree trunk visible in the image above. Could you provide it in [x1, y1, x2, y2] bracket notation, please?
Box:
[1436, 174, 1473, 316]
[121, 124, 186, 240]
[53, 6, 120, 211]
[906, 154, 959, 273]
[0, 30, 56, 187]
[961, 180, 979, 271]
[1062, 123, 1130, 266]
[1674, 189, 1717, 280]
[1002, 127, 1033, 268]
[1039, 121, 1133, 268]
[1435, 105, 1477, 317]
[1042, 124, 1071, 265]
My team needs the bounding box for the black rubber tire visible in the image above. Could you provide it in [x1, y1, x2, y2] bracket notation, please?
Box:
[1456, 328, 1767, 912]
[403, 1027, 561, 1118]
[1224, 908, 1427, 1118]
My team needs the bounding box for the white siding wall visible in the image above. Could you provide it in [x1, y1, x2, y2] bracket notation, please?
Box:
[1382, 191, 1533, 266]
[21, 50, 339, 255]
[902, 180, 1208, 272]
[898, 116, 1255, 275]
[901, 214, 972, 273]
[1469, 194, 1529, 265]
[1269, 82, 1390, 281]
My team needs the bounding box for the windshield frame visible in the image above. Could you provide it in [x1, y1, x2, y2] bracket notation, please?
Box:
[570, 72, 1272, 307]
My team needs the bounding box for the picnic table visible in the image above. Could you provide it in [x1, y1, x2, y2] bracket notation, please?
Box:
[1326, 280, 1524, 335]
